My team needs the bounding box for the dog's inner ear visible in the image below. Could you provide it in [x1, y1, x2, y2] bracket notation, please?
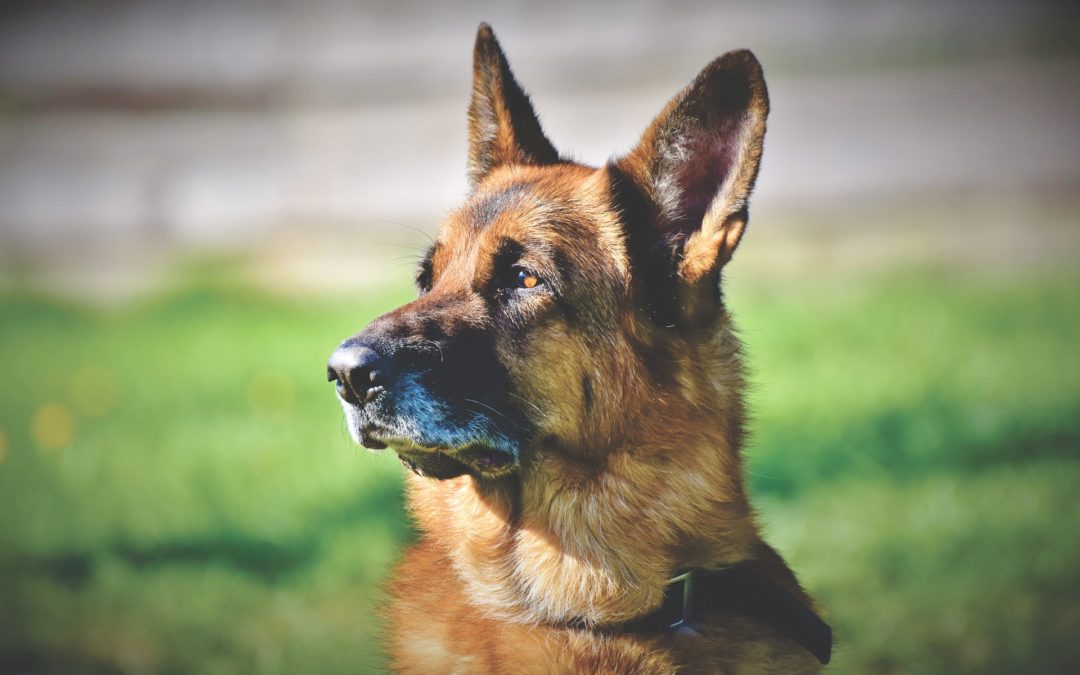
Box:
[467, 23, 559, 189]
[616, 50, 769, 286]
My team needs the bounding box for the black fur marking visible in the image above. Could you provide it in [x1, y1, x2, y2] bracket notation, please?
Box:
[582, 374, 593, 415]
[550, 248, 579, 323]
[606, 164, 681, 328]
[416, 243, 437, 293]
[470, 183, 533, 228]
[489, 238, 525, 291]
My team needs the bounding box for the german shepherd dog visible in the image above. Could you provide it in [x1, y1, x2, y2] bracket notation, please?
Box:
[328, 24, 830, 674]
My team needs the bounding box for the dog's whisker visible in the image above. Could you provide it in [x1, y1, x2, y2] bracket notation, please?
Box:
[461, 398, 507, 420]
[507, 392, 544, 417]
[371, 220, 436, 245]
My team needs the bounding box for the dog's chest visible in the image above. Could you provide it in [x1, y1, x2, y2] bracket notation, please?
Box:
[385, 539, 821, 674]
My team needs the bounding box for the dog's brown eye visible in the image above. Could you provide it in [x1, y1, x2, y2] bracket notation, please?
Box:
[516, 269, 540, 289]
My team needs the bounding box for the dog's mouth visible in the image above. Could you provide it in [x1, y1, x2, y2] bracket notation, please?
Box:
[360, 424, 518, 480]
[399, 446, 515, 480]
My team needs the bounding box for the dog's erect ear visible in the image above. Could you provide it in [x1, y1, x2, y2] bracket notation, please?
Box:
[617, 50, 769, 285]
[467, 23, 559, 188]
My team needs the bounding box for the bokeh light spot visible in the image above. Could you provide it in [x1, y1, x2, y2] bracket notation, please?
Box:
[32, 403, 75, 451]
[69, 365, 119, 417]
[249, 372, 296, 418]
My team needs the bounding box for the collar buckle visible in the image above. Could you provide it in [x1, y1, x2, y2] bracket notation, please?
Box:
[666, 570, 695, 630]
[611, 566, 831, 664]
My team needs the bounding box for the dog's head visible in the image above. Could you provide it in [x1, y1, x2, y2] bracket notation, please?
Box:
[328, 24, 768, 480]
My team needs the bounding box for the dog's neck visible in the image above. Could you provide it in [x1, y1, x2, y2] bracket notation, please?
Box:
[406, 321, 803, 626]
[406, 332, 780, 626]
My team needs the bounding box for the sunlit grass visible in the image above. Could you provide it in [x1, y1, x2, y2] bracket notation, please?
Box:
[728, 268, 1080, 496]
[762, 460, 1080, 674]
[0, 264, 1077, 673]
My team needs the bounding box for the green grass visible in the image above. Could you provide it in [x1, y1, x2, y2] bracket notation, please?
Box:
[0, 264, 1077, 673]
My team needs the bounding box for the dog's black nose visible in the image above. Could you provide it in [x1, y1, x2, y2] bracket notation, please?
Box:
[327, 341, 390, 405]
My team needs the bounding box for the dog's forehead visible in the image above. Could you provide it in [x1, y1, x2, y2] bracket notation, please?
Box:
[432, 164, 625, 271]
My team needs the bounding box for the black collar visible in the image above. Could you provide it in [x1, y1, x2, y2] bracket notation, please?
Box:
[622, 565, 832, 665]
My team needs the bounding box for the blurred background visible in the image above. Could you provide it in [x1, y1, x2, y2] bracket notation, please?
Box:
[0, 1, 1077, 673]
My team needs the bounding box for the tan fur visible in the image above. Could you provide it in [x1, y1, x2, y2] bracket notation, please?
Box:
[345, 24, 826, 674]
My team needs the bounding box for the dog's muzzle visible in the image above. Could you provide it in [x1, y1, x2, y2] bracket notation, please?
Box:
[326, 334, 521, 479]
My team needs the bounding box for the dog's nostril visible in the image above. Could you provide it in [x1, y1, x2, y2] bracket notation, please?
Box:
[327, 342, 391, 405]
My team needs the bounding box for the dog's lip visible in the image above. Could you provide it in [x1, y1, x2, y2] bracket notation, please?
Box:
[447, 444, 518, 478]
[358, 425, 440, 455]
[388, 438, 518, 478]
[353, 422, 518, 478]
[358, 424, 390, 450]
[360, 433, 387, 450]
[463, 446, 515, 473]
